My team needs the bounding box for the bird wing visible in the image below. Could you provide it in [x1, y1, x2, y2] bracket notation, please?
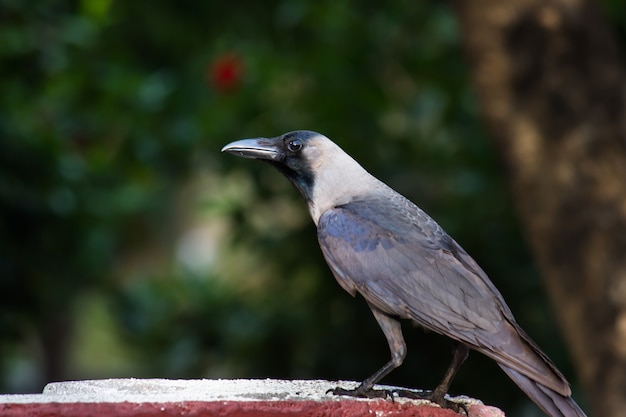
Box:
[317, 200, 570, 396]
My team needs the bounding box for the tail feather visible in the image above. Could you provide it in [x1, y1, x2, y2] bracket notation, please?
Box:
[499, 364, 587, 417]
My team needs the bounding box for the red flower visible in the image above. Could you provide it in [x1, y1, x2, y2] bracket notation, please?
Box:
[208, 53, 243, 93]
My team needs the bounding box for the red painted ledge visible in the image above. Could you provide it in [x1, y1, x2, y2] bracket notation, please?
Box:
[0, 379, 505, 417]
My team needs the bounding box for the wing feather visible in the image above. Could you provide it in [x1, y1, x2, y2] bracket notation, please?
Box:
[317, 200, 570, 396]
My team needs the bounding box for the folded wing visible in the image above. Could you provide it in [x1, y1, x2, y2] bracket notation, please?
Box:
[317, 200, 570, 397]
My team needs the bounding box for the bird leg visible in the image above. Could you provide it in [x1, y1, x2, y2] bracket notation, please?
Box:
[328, 306, 406, 399]
[394, 342, 470, 414]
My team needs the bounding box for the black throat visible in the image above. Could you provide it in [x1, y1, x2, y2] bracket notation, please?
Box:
[268, 160, 315, 204]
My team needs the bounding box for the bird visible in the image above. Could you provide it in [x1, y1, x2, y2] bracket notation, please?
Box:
[221, 130, 587, 417]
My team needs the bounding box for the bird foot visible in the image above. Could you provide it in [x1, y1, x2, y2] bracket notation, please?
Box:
[327, 386, 393, 400]
[392, 389, 468, 415]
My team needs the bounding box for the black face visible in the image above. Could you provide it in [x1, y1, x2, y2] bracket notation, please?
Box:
[267, 131, 318, 202]
[266, 130, 318, 157]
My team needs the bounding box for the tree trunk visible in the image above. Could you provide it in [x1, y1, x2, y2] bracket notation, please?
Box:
[453, 0, 626, 416]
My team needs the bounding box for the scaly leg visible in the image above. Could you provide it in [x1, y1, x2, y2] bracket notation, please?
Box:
[394, 342, 470, 413]
[328, 305, 406, 398]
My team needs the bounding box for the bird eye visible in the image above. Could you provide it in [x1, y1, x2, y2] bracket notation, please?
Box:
[287, 138, 303, 153]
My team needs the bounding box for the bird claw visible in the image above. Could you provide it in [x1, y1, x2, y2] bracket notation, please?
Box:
[392, 389, 468, 415]
[327, 386, 394, 401]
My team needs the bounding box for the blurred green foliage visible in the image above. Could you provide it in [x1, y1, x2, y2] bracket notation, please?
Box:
[2, 0, 621, 415]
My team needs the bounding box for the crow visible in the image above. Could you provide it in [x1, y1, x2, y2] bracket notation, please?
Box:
[222, 130, 586, 417]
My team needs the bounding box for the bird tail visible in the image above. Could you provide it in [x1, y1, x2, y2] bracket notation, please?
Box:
[499, 364, 587, 417]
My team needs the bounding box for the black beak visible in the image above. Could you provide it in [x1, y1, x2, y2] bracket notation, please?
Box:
[221, 137, 281, 161]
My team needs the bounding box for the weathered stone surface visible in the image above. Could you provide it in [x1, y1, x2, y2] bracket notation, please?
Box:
[0, 378, 505, 417]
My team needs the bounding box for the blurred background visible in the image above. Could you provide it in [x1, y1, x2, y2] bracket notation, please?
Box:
[1, 1, 625, 416]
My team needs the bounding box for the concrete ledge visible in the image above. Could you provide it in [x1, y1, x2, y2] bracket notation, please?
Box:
[0, 378, 505, 417]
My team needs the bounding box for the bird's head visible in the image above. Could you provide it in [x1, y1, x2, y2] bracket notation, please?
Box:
[222, 130, 321, 202]
[222, 130, 384, 223]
